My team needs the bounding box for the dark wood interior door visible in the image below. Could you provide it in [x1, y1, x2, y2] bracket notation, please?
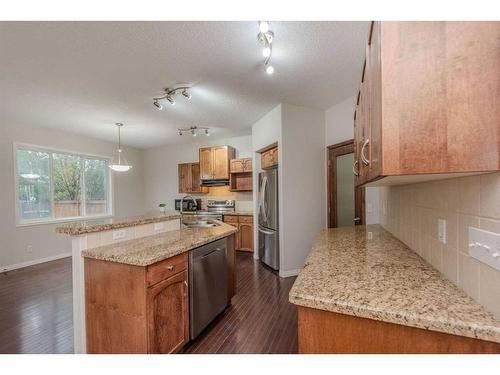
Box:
[327, 139, 365, 228]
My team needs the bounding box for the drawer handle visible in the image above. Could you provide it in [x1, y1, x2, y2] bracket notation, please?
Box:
[167, 265, 175, 271]
[353, 160, 359, 176]
[360, 139, 370, 166]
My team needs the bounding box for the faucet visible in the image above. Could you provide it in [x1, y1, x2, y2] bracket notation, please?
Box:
[180, 195, 198, 216]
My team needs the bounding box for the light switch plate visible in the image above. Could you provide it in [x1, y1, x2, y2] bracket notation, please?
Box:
[112, 229, 126, 240]
[438, 219, 447, 244]
[469, 227, 500, 271]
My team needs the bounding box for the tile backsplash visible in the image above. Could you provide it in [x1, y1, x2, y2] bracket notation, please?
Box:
[379, 172, 500, 319]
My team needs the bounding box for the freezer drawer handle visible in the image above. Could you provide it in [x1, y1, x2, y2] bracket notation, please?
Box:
[258, 227, 275, 235]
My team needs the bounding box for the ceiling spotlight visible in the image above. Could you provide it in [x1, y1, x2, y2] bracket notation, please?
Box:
[191, 129, 197, 137]
[179, 130, 182, 136]
[182, 89, 191, 100]
[153, 100, 163, 110]
[259, 21, 269, 33]
[205, 129, 210, 136]
[166, 95, 175, 105]
[262, 47, 271, 58]
[266, 65, 274, 75]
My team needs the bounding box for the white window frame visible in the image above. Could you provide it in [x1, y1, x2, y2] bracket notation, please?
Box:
[13, 142, 114, 226]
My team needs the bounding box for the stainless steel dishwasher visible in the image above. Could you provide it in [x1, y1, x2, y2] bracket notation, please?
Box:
[189, 238, 228, 340]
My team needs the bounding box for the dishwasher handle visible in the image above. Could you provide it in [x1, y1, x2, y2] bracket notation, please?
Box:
[195, 247, 224, 261]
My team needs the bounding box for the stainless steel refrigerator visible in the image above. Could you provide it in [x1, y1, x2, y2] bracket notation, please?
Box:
[258, 168, 279, 270]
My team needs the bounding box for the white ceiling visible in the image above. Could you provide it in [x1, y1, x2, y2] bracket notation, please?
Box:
[0, 21, 369, 149]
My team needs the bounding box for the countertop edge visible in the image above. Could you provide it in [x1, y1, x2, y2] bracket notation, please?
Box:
[55, 213, 181, 236]
[81, 226, 238, 267]
[288, 293, 500, 344]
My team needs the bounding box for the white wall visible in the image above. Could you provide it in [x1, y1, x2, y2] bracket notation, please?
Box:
[0, 122, 144, 270]
[325, 95, 356, 146]
[280, 104, 326, 276]
[143, 135, 253, 213]
[325, 96, 380, 225]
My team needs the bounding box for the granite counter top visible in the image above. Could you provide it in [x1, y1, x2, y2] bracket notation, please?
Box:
[55, 211, 180, 236]
[81, 221, 237, 266]
[289, 224, 500, 344]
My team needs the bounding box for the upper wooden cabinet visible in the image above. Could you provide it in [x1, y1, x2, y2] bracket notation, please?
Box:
[261, 146, 278, 169]
[199, 146, 236, 180]
[178, 163, 207, 194]
[229, 158, 253, 192]
[230, 158, 252, 173]
[354, 22, 500, 186]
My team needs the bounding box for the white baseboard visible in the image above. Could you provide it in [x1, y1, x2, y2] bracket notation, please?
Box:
[279, 268, 302, 278]
[1, 252, 72, 272]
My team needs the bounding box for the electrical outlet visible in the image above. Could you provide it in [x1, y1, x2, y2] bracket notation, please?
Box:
[112, 229, 126, 240]
[26, 245, 33, 253]
[154, 222, 165, 231]
[469, 227, 500, 272]
[438, 219, 447, 244]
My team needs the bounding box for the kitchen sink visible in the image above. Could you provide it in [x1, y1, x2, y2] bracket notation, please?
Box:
[182, 219, 220, 228]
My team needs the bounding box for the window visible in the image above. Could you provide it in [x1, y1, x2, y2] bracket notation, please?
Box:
[15, 144, 112, 224]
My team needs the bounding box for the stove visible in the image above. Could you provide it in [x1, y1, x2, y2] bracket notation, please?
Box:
[184, 200, 235, 221]
[207, 199, 235, 214]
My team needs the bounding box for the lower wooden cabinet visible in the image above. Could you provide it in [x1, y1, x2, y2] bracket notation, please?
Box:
[223, 215, 254, 253]
[84, 236, 237, 354]
[84, 253, 189, 354]
[297, 306, 500, 354]
[147, 270, 189, 354]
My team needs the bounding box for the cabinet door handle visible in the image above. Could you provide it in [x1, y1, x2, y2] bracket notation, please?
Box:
[167, 265, 174, 271]
[360, 139, 370, 166]
[353, 160, 359, 176]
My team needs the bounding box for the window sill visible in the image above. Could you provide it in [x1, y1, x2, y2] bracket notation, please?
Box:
[16, 214, 114, 228]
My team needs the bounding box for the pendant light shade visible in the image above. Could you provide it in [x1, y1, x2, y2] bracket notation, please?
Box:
[109, 123, 132, 172]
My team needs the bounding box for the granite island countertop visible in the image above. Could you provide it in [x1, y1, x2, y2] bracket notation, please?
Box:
[289, 224, 500, 344]
[81, 220, 237, 266]
[55, 211, 181, 235]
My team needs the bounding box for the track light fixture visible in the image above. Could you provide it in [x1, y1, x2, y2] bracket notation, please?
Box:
[178, 126, 210, 137]
[182, 89, 191, 100]
[153, 85, 192, 109]
[153, 100, 163, 110]
[258, 21, 274, 75]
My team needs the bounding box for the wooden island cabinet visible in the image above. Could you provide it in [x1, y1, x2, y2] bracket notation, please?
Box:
[354, 21, 500, 186]
[84, 234, 236, 354]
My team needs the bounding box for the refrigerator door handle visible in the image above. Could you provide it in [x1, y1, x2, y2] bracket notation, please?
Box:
[262, 175, 268, 221]
[258, 227, 275, 235]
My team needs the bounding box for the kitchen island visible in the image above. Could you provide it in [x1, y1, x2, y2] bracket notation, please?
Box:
[56, 212, 237, 353]
[289, 225, 500, 353]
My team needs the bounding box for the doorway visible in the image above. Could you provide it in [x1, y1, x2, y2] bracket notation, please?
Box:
[327, 139, 365, 228]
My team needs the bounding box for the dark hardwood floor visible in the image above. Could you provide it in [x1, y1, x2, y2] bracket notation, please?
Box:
[185, 252, 298, 354]
[0, 252, 297, 354]
[0, 257, 74, 354]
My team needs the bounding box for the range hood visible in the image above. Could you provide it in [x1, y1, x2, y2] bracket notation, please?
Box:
[201, 179, 229, 187]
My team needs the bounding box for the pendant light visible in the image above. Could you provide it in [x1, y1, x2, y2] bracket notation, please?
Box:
[109, 123, 132, 172]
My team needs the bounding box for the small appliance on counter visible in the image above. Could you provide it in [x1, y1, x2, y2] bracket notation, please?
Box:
[174, 198, 202, 212]
[175, 199, 235, 220]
